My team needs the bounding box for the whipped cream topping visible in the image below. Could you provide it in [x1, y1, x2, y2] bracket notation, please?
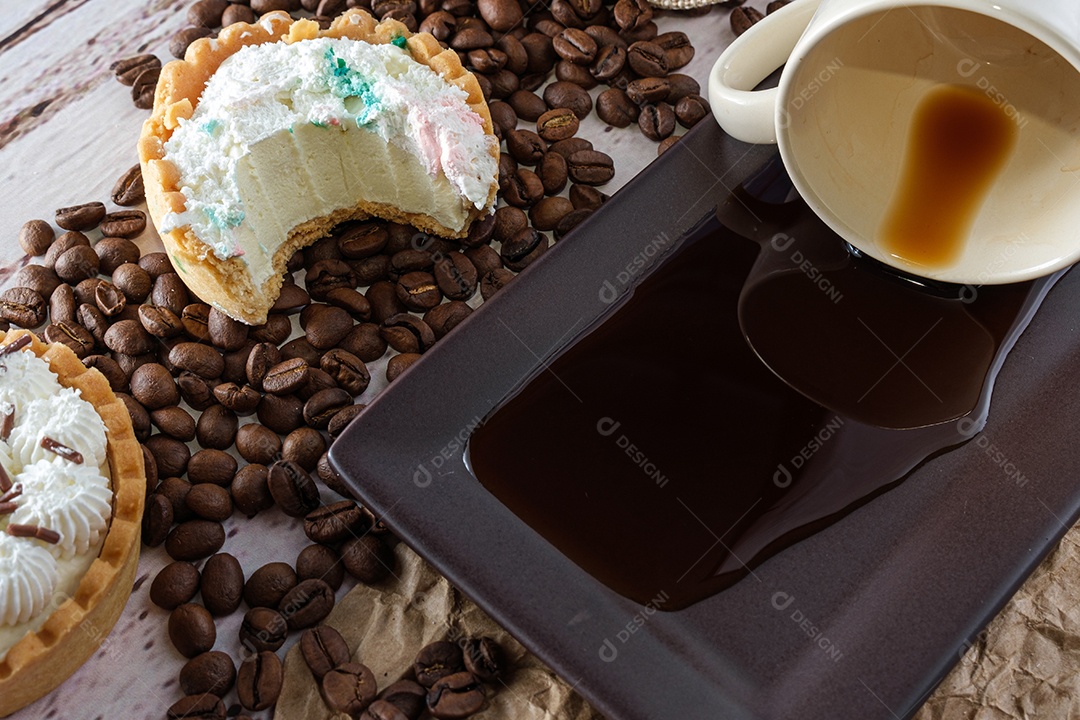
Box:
[10, 460, 112, 560]
[0, 533, 59, 627]
[162, 36, 498, 263]
[9, 387, 108, 470]
[0, 348, 60, 419]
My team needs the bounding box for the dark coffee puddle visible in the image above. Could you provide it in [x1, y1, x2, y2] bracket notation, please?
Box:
[467, 153, 1061, 610]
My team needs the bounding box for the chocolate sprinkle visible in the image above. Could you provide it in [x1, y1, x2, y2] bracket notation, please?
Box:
[41, 436, 83, 464]
[0, 334, 31, 357]
[0, 407, 11, 441]
[0, 462, 10, 492]
[0, 483, 21, 503]
[0, 502, 15, 515]
[7, 524, 61, 544]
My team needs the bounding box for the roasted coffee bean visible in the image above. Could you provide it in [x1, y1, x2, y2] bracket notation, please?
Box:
[280, 337, 321, 368]
[282, 427, 326, 471]
[95, 237, 141, 275]
[83, 354, 126, 392]
[187, 483, 234, 522]
[480, 268, 515, 300]
[110, 163, 145, 206]
[338, 322, 388, 363]
[543, 81, 592, 119]
[652, 29, 692, 69]
[299, 625, 351, 682]
[131, 64, 161, 108]
[278, 577, 335, 630]
[54, 245, 100, 284]
[314, 453, 351, 501]
[590, 43, 626, 81]
[188, 448, 237, 486]
[262, 357, 310, 395]
[586, 24, 628, 49]
[204, 307, 247, 351]
[306, 259, 358, 301]
[596, 87, 639, 129]
[112, 54, 161, 86]
[555, 207, 593, 239]
[296, 543, 346, 590]
[520, 32, 556, 75]
[42, 321, 93, 358]
[151, 560, 201, 610]
[113, 263, 152, 303]
[44, 231, 88, 270]
[467, 47, 507, 74]
[385, 353, 420, 382]
[450, 25, 493, 51]
[487, 101, 517, 137]
[157, 476, 194, 523]
[379, 680, 428, 719]
[536, 107, 579, 142]
[171, 26, 213, 58]
[502, 227, 549, 271]
[250, 314, 293, 345]
[167, 694, 225, 720]
[325, 287, 371, 321]
[254, 392, 303, 434]
[130, 363, 180, 409]
[166, 520, 226, 561]
[366, 281, 408, 324]
[55, 202, 105, 231]
[567, 149, 615, 185]
[268, 460, 321, 517]
[497, 152, 518, 185]
[244, 562, 297, 608]
[639, 101, 676, 140]
[236, 424, 282, 465]
[142, 493, 174, 547]
[656, 75, 696, 111]
[536, 150, 569, 196]
[119, 393, 150, 440]
[350, 255, 392, 286]
[232, 464, 274, 517]
[380, 314, 436, 354]
[423, 301, 473, 340]
[305, 306, 353, 350]
[201, 552, 244, 616]
[477, 0, 521, 31]
[394, 271, 441, 312]
[506, 90, 545, 122]
[613, 0, 652, 31]
[390, 249, 434, 276]
[463, 637, 503, 681]
[320, 348, 370, 396]
[304, 500, 367, 545]
[505, 129, 546, 166]
[270, 282, 311, 314]
[427, 672, 485, 718]
[240, 607, 288, 653]
[167, 342, 223, 379]
[136, 306, 181, 343]
[153, 273, 190, 316]
[621, 17, 658, 43]
[18, 219, 53, 256]
[625, 76, 668, 105]
[500, 167, 545, 208]
[675, 93, 710, 128]
[304, 234, 344, 266]
[246, 342, 282, 390]
[303, 387, 353, 428]
[557, 58, 600, 88]
[188, 0, 228, 26]
[151, 405, 196, 441]
[335, 220, 389, 260]
[180, 303, 212, 341]
[318, 0, 347, 15]
[529, 196, 574, 232]
[322, 662, 378, 715]
[176, 371, 215, 411]
[627, 40, 667, 76]
[180, 651, 236, 697]
[99, 209, 147, 239]
[114, 351, 156, 382]
[431, 254, 477, 302]
[138, 251, 174, 279]
[419, 9, 456, 39]
[414, 641, 465, 687]
[143, 444, 159, 495]
[342, 534, 393, 583]
[767, 0, 790, 12]
[731, 5, 764, 35]
[169, 603, 217, 658]
[237, 650, 284, 712]
[553, 27, 597, 64]
[327, 403, 365, 438]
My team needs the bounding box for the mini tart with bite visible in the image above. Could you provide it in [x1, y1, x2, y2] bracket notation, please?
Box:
[139, 10, 500, 325]
[0, 330, 145, 717]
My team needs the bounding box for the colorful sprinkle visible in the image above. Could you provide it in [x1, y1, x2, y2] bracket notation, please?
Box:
[391, 35, 407, 49]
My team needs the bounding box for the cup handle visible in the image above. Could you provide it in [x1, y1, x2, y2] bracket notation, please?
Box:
[709, 0, 822, 144]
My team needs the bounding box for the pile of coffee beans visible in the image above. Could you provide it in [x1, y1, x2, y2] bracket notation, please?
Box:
[0, 1, 775, 717]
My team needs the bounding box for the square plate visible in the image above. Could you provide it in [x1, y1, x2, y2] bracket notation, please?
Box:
[330, 117, 1080, 719]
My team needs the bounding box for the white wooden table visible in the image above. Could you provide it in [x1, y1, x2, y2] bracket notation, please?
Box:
[1, 1, 1074, 718]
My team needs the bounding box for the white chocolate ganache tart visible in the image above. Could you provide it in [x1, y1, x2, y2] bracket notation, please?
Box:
[139, 10, 500, 325]
[0, 330, 145, 717]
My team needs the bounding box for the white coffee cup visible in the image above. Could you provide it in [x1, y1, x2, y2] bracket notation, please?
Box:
[708, 0, 1080, 284]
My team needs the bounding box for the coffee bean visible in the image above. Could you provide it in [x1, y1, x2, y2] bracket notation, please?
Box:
[536, 107, 580, 142]
[306, 259, 357, 301]
[237, 650, 284, 712]
[260, 357, 308, 396]
[256, 392, 304, 434]
[627, 40, 667, 76]
[232, 464, 274, 517]
[300, 625, 352, 681]
[389, 249, 434, 277]
[386, 353, 421, 382]
[282, 427, 326, 471]
[55, 202, 106, 231]
[166, 520, 226, 561]
[54, 245, 100, 284]
[169, 603, 217, 658]
[520, 32, 557, 75]
[501, 167, 545, 208]
[675, 93, 710, 128]
[543, 81, 592, 119]
[419, 9, 456, 39]
[553, 27, 597, 65]
[420, 301, 471, 340]
[314, 349, 366, 397]
[167, 694, 225, 720]
[201, 552, 244, 616]
[245, 343, 282, 393]
[731, 5, 764, 35]
[171, 26, 212, 58]
[378, 680, 428, 719]
[153, 273, 190, 316]
[186, 483, 233, 522]
[303, 500, 366, 545]
[110, 163, 146, 206]
[480, 268, 515, 300]
[188, 448, 238, 487]
[365, 280, 407, 324]
[137, 252, 172, 279]
[151, 561, 201, 610]
[304, 305, 353, 350]
[324, 288, 371, 321]
[44, 231, 88, 270]
[166, 342, 223, 380]
[639, 101, 676, 141]
[379, 314, 436, 355]
[502, 91, 541, 124]
[463, 637, 504, 681]
[130, 62, 161, 108]
[477, 0, 521, 31]
[450, 26, 493, 51]
[626, 77, 669, 105]
[112, 54, 161, 86]
[534, 151, 568, 196]
[250, 314, 292, 345]
[268, 282, 310, 314]
[142, 493, 174, 547]
[92, 238, 138, 277]
[42, 321, 93, 358]
[427, 672, 485, 718]
[114, 351, 156, 383]
[268, 460, 321, 517]
[651, 29, 692, 69]
[204, 306, 247, 351]
[296, 543, 346, 590]
[341, 534, 393, 583]
[180, 651, 236, 697]
[767, 0, 790, 12]
[567, 149, 615, 185]
[240, 607, 288, 653]
[414, 641, 465, 687]
[590, 43, 626, 80]
[622, 18, 658, 43]
[112, 263, 152, 303]
[505, 129, 546, 166]
[278, 577, 335, 630]
[244, 562, 297, 608]
[302, 387, 353, 428]
[178, 304, 211, 342]
[157, 476, 194, 522]
[497, 152, 518, 186]
[188, 0, 228, 26]
[322, 662, 378, 715]
[99, 210, 147, 239]
[131, 363, 180, 409]
[529, 196, 574, 231]
[555, 207, 593, 240]
[613, 0, 651, 31]
[151, 405, 197, 441]
[236, 424, 281, 465]
[175, 372, 214, 412]
[84, 354, 126, 392]
[18, 220, 53, 257]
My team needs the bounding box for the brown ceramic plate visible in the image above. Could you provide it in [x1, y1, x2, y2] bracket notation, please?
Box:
[330, 117, 1080, 719]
